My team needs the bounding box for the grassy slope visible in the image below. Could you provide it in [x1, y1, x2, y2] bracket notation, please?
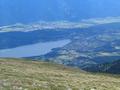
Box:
[0, 58, 120, 90]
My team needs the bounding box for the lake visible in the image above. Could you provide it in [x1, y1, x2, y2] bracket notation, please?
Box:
[0, 39, 70, 58]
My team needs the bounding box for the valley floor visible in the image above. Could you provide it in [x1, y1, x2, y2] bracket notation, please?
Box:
[0, 58, 120, 90]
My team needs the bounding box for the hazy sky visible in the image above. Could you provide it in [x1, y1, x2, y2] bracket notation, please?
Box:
[0, 0, 120, 26]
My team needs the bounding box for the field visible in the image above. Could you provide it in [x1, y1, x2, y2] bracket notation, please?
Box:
[0, 58, 120, 90]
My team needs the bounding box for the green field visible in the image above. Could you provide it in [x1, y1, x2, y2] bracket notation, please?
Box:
[0, 58, 120, 90]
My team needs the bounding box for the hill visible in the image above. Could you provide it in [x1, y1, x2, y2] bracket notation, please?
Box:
[0, 58, 120, 90]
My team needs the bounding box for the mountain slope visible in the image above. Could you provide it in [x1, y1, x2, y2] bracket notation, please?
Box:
[0, 58, 120, 90]
[105, 60, 120, 74]
[97, 60, 120, 74]
[86, 60, 120, 74]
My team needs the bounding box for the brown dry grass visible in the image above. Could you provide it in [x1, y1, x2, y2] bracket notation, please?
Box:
[0, 58, 120, 90]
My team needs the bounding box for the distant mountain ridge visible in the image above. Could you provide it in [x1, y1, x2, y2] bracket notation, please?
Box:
[1, 17, 120, 33]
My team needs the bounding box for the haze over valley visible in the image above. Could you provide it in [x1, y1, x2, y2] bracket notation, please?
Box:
[0, 17, 120, 72]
